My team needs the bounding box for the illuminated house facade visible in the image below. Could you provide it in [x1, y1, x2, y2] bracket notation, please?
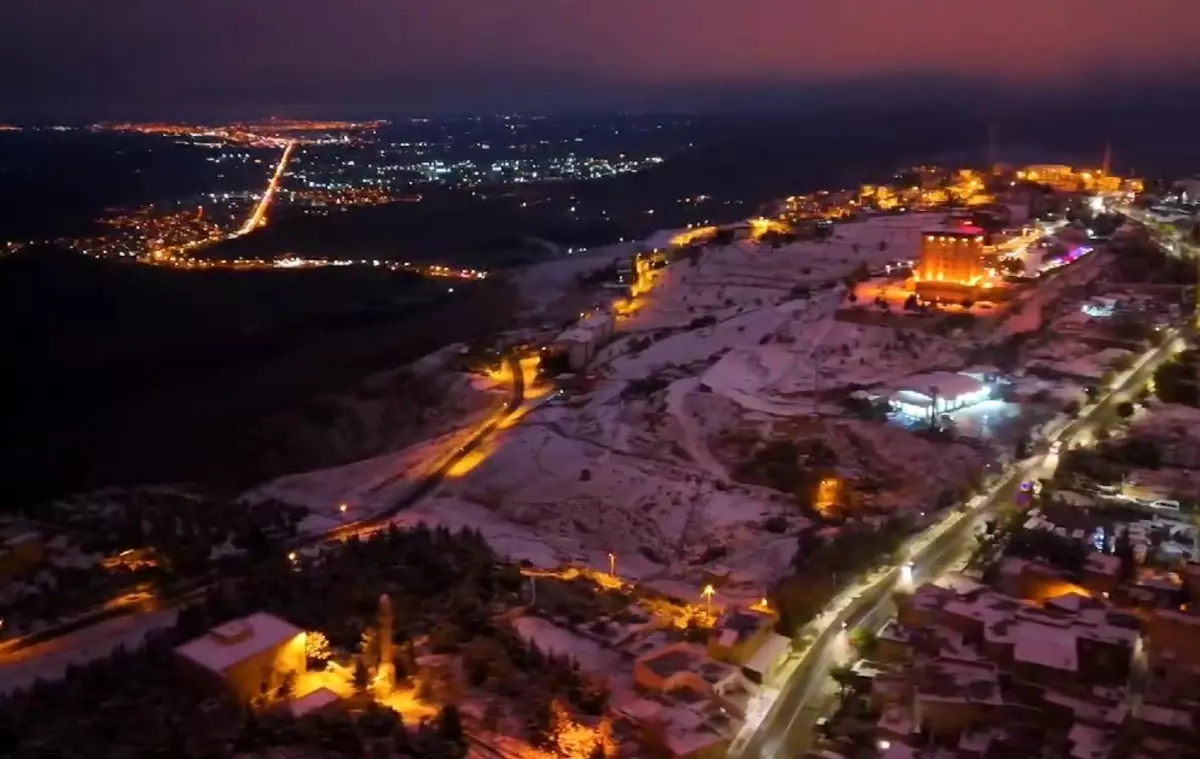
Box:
[914, 225, 987, 300]
[174, 612, 307, 703]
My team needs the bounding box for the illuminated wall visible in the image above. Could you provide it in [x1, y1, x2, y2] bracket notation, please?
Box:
[915, 231, 986, 286]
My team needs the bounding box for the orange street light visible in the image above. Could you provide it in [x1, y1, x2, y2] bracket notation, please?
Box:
[608, 552, 616, 578]
[338, 503, 348, 514]
[702, 584, 716, 619]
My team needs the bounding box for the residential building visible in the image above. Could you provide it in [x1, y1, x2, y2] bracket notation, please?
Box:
[174, 612, 307, 702]
[551, 310, 616, 371]
[707, 606, 775, 666]
[877, 581, 1140, 754]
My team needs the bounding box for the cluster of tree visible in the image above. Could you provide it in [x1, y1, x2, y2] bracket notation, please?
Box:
[1111, 234, 1198, 284]
[759, 230, 798, 248]
[774, 520, 913, 631]
[1006, 528, 1088, 575]
[731, 439, 839, 515]
[1, 525, 611, 758]
[1057, 449, 1125, 485]
[1155, 351, 1200, 406]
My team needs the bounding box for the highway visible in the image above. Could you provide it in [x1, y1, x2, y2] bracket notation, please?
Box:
[235, 140, 296, 237]
[736, 326, 1188, 759]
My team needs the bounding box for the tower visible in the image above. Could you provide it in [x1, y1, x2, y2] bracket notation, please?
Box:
[1102, 143, 1112, 177]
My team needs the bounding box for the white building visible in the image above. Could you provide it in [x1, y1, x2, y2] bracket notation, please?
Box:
[552, 311, 616, 371]
[556, 328, 596, 370]
[889, 372, 991, 418]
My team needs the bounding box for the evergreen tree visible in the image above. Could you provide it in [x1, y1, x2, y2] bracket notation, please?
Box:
[353, 658, 371, 692]
[439, 704, 465, 746]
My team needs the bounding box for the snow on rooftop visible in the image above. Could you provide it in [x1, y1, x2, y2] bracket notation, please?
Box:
[891, 372, 986, 400]
[1086, 552, 1122, 577]
[1013, 622, 1078, 672]
[175, 612, 304, 674]
[1068, 721, 1114, 759]
[512, 616, 622, 675]
[290, 687, 340, 717]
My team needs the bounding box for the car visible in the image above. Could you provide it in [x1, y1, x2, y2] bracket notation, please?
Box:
[1150, 499, 1181, 511]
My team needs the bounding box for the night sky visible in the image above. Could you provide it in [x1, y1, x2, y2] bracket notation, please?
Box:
[2, 0, 1198, 118]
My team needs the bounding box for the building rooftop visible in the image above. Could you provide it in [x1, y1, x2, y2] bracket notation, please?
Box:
[1015, 622, 1079, 672]
[891, 372, 988, 403]
[924, 223, 985, 237]
[1085, 552, 1123, 578]
[175, 612, 304, 675]
[289, 686, 340, 717]
[713, 607, 772, 648]
[916, 657, 1002, 705]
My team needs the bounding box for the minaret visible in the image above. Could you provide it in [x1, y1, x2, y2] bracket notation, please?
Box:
[376, 593, 395, 693]
[1101, 143, 1112, 176]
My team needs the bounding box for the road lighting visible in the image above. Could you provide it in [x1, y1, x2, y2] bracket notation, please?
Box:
[338, 503, 348, 515]
[608, 552, 616, 579]
[702, 584, 715, 620]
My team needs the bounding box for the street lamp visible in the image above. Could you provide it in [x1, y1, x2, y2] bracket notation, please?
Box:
[338, 503, 348, 515]
[702, 584, 715, 620]
[608, 552, 616, 579]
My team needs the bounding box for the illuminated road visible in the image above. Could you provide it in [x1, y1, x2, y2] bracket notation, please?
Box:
[235, 140, 296, 237]
[735, 327, 1188, 758]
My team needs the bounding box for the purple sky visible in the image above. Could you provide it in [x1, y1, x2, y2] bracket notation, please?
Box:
[2, 0, 1198, 116]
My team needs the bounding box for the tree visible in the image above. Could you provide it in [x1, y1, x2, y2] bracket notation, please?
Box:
[353, 658, 371, 693]
[439, 704, 465, 747]
[848, 627, 878, 658]
[830, 664, 858, 701]
[277, 670, 296, 701]
[1116, 401, 1135, 419]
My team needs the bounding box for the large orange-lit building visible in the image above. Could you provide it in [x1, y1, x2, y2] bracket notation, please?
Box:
[913, 224, 987, 300]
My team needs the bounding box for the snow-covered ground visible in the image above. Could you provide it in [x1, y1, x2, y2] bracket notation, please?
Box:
[241, 425, 480, 534]
[400, 418, 807, 589]
[0, 609, 179, 695]
[250, 217, 991, 598]
[703, 316, 967, 416]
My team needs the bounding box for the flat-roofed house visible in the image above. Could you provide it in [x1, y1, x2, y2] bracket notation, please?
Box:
[174, 612, 307, 703]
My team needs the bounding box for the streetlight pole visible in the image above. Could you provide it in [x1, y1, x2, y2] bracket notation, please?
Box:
[608, 552, 616, 579]
[702, 584, 715, 621]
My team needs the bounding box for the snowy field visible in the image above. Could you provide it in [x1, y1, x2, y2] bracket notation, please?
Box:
[241, 425, 478, 534]
[400, 415, 808, 592]
[248, 216, 988, 599]
[620, 215, 937, 335]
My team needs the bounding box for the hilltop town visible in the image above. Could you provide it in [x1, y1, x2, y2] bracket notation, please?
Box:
[6, 160, 1200, 759]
